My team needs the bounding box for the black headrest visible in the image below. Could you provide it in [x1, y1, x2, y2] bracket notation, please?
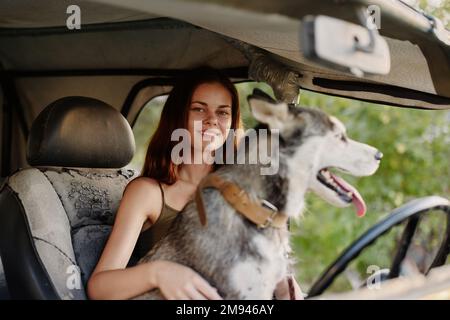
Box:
[27, 97, 135, 168]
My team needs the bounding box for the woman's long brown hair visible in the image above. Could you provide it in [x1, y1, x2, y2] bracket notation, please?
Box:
[140, 67, 242, 184]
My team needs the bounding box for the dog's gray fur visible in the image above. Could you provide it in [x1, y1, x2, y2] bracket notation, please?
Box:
[134, 89, 377, 299]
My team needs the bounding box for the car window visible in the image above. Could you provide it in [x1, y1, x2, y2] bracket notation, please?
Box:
[129, 84, 450, 293]
[128, 94, 167, 172]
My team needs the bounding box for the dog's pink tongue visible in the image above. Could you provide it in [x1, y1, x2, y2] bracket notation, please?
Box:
[332, 175, 367, 217]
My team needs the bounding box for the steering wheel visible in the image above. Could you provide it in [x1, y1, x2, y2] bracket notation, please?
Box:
[307, 196, 450, 298]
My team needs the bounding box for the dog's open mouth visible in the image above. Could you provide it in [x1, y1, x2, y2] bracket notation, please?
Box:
[317, 168, 367, 217]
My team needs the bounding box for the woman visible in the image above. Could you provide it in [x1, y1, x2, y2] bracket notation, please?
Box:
[87, 67, 303, 300]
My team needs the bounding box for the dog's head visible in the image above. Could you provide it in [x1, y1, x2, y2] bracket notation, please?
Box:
[248, 89, 382, 217]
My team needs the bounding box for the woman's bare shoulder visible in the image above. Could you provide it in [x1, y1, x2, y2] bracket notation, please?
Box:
[121, 176, 163, 217]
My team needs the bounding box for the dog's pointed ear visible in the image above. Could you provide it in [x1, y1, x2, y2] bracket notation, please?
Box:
[248, 90, 288, 129]
[249, 88, 277, 104]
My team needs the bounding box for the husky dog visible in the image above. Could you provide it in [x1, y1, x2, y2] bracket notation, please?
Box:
[135, 89, 382, 299]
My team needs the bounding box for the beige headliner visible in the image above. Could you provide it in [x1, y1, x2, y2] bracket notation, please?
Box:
[0, 0, 449, 109]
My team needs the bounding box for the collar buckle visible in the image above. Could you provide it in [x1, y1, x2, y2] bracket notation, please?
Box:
[259, 199, 279, 228]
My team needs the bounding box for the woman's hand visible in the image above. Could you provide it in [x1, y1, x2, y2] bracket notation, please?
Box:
[151, 260, 223, 300]
[274, 275, 305, 300]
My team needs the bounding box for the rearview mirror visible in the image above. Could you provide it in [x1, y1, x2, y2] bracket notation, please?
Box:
[301, 15, 391, 77]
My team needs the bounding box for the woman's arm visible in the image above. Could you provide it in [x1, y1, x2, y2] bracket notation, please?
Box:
[87, 178, 161, 299]
[87, 261, 159, 300]
[87, 178, 222, 300]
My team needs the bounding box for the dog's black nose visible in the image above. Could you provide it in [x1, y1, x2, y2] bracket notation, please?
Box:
[375, 151, 383, 161]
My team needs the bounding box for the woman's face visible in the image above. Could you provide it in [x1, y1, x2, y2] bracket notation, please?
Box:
[187, 82, 233, 153]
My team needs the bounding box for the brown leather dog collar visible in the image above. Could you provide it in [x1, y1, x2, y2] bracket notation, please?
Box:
[194, 173, 288, 229]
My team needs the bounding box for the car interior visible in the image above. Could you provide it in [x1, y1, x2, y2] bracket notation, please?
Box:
[0, 0, 449, 300]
